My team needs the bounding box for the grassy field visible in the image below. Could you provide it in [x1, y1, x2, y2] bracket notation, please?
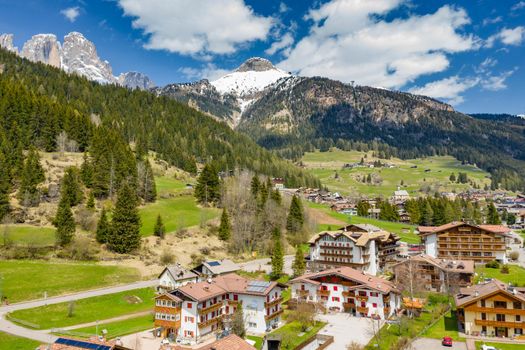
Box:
[475, 341, 525, 350]
[9, 288, 155, 329]
[307, 202, 419, 243]
[0, 260, 141, 303]
[139, 177, 219, 236]
[0, 225, 56, 246]
[61, 314, 154, 339]
[475, 265, 525, 286]
[302, 149, 491, 197]
[422, 310, 462, 341]
[270, 321, 326, 350]
[0, 332, 40, 350]
[247, 335, 264, 350]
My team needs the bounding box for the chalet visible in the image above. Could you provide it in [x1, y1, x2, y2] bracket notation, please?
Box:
[417, 222, 511, 263]
[391, 254, 474, 293]
[307, 224, 400, 275]
[391, 189, 409, 204]
[158, 264, 199, 292]
[330, 203, 357, 216]
[192, 259, 240, 278]
[39, 337, 131, 350]
[271, 178, 285, 190]
[290, 267, 401, 319]
[455, 279, 525, 338]
[154, 274, 285, 343]
[167, 334, 256, 350]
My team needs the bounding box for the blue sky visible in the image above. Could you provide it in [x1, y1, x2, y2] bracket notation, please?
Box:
[0, 0, 524, 114]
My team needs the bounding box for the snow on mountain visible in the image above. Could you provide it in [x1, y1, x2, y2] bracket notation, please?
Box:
[118, 71, 155, 90]
[20, 34, 61, 68]
[0, 33, 17, 53]
[211, 57, 291, 113]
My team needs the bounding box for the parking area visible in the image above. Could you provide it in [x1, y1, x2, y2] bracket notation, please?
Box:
[317, 313, 377, 349]
[412, 337, 467, 350]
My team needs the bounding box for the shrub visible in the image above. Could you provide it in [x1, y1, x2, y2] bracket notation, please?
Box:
[500, 265, 510, 274]
[509, 251, 520, 261]
[485, 260, 500, 269]
[160, 249, 175, 265]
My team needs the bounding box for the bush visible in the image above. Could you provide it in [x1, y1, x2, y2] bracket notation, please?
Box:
[62, 236, 97, 260]
[500, 265, 510, 274]
[509, 251, 520, 261]
[160, 249, 175, 265]
[485, 260, 500, 269]
[76, 208, 97, 232]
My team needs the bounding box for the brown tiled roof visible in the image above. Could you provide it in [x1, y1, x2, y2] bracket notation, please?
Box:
[418, 222, 510, 236]
[170, 334, 256, 350]
[177, 280, 227, 302]
[213, 273, 278, 296]
[455, 279, 525, 307]
[155, 292, 183, 302]
[290, 266, 398, 294]
[39, 337, 129, 350]
[160, 264, 199, 281]
[308, 229, 398, 247]
[392, 254, 474, 274]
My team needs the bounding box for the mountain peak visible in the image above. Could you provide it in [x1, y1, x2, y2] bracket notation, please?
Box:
[236, 57, 277, 72]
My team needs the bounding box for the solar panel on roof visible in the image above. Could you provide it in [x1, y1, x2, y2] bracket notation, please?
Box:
[207, 261, 221, 266]
[55, 338, 112, 350]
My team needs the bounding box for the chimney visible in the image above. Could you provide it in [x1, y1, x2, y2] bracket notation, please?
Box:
[474, 291, 479, 297]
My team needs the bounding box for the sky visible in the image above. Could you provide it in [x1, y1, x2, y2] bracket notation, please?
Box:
[0, 0, 524, 115]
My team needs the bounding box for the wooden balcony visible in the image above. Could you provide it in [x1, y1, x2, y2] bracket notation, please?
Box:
[227, 299, 240, 305]
[356, 295, 369, 302]
[265, 308, 284, 321]
[265, 296, 283, 308]
[465, 306, 525, 316]
[383, 295, 391, 303]
[198, 301, 223, 314]
[154, 319, 181, 328]
[320, 251, 353, 257]
[297, 289, 309, 296]
[341, 281, 357, 287]
[343, 302, 355, 311]
[342, 291, 355, 297]
[198, 315, 222, 328]
[356, 307, 369, 314]
[384, 307, 391, 315]
[475, 319, 525, 329]
[317, 289, 330, 296]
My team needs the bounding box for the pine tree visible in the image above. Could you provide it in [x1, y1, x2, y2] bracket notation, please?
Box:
[422, 201, 434, 226]
[0, 152, 11, 221]
[286, 195, 304, 233]
[154, 214, 165, 238]
[60, 167, 84, 207]
[107, 182, 141, 253]
[250, 175, 260, 197]
[54, 195, 75, 246]
[473, 202, 483, 224]
[486, 203, 501, 225]
[194, 163, 220, 205]
[449, 173, 456, 182]
[270, 189, 282, 205]
[18, 147, 45, 207]
[443, 202, 455, 223]
[138, 159, 157, 202]
[86, 191, 95, 210]
[271, 227, 284, 280]
[231, 303, 246, 338]
[80, 152, 93, 188]
[218, 208, 231, 241]
[464, 201, 474, 223]
[292, 247, 305, 277]
[357, 200, 370, 217]
[96, 208, 110, 244]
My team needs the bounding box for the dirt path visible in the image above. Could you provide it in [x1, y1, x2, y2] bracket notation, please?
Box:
[308, 207, 347, 227]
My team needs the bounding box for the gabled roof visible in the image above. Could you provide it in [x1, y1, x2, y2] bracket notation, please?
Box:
[195, 259, 240, 275]
[159, 264, 199, 281]
[455, 279, 525, 307]
[176, 280, 226, 302]
[155, 292, 183, 302]
[290, 266, 398, 294]
[417, 222, 510, 236]
[392, 254, 474, 274]
[339, 224, 382, 232]
[308, 228, 399, 247]
[213, 273, 284, 296]
[171, 334, 256, 350]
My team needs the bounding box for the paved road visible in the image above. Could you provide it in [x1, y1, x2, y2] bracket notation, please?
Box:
[317, 313, 375, 349]
[412, 338, 467, 350]
[238, 255, 294, 275]
[0, 279, 158, 344]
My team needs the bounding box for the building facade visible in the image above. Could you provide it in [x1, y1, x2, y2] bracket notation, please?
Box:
[418, 222, 511, 263]
[290, 267, 401, 320]
[158, 264, 199, 292]
[307, 224, 400, 275]
[154, 274, 285, 343]
[455, 279, 525, 338]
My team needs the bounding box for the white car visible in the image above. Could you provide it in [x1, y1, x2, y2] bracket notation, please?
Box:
[481, 345, 497, 350]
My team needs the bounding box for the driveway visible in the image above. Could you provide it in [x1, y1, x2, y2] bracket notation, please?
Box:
[317, 313, 376, 349]
[238, 255, 294, 275]
[412, 338, 467, 350]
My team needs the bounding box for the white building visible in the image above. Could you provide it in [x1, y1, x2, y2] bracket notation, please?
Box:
[192, 259, 240, 278]
[157, 264, 199, 292]
[290, 267, 401, 320]
[391, 189, 410, 203]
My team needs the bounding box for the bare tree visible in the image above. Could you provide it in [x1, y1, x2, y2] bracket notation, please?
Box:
[287, 302, 315, 332]
[346, 342, 364, 350]
[365, 318, 383, 349]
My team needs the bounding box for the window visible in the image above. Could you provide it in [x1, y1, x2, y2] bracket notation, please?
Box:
[187, 302, 193, 309]
[372, 303, 377, 308]
[516, 328, 523, 335]
[333, 286, 338, 291]
[234, 294, 238, 301]
[517, 315, 521, 322]
[185, 316, 194, 323]
[494, 301, 507, 309]
[513, 302, 522, 310]
[370, 292, 378, 297]
[301, 284, 305, 290]
[332, 297, 340, 302]
[480, 300, 485, 307]
[359, 291, 367, 296]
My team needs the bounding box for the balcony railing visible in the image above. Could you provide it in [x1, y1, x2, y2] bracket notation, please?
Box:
[343, 302, 355, 311]
[265, 309, 284, 321]
[297, 289, 309, 296]
[317, 289, 330, 296]
[356, 307, 369, 314]
[198, 301, 223, 314]
[474, 319, 525, 328]
[466, 306, 525, 315]
[356, 295, 369, 302]
[265, 296, 283, 308]
[198, 315, 222, 328]
[342, 291, 355, 297]
[384, 307, 391, 314]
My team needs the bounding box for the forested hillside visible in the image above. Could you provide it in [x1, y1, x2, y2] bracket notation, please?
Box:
[0, 48, 318, 190]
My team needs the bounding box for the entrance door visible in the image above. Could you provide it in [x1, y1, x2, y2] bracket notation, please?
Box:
[496, 327, 508, 337]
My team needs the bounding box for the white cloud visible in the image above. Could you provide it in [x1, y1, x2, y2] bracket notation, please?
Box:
[511, 1, 525, 11]
[482, 16, 502, 26]
[409, 76, 479, 105]
[481, 69, 517, 91]
[60, 7, 80, 22]
[179, 64, 230, 81]
[486, 27, 525, 47]
[278, 1, 478, 89]
[279, 2, 289, 13]
[265, 32, 294, 55]
[118, 0, 274, 56]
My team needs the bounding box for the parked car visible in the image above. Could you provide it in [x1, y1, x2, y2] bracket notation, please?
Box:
[480, 345, 497, 350]
[442, 336, 453, 347]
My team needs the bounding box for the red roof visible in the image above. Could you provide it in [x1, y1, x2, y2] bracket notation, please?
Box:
[417, 222, 510, 235]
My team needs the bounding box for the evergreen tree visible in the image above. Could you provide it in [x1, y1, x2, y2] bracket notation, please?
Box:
[464, 201, 474, 223]
[18, 147, 45, 207]
[218, 208, 231, 241]
[286, 195, 304, 233]
[138, 159, 157, 202]
[473, 202, 483, 224]
[356, 200, 370, 217]
[366, 173, 372, 183]
[154, 214, 165, 238]
[270, 189, 282, 205]
[507, 213, 516, 225]
[259, 182, 269, 207]
[443, 202, 455, 223]
[0, 152, 11, 221]
[271, 227, 284, 280]
[95, 207, 110, 244]
[422, 201, 434, 226]
[292, 247, 305, 277]
[80, 152, 93, 188]
[486, 203, 501, 225]
[231, 303, 246, 338]
[194, 163, 220, 205]
[54, 195, 75, 246]
[60, 167, 84, 207]
[107, 182, 141, 253]
[449, 173, 456, 182]
[86, 191, 95, 210]
[404, 199, 420, 224]
[250, 175, 260, 197]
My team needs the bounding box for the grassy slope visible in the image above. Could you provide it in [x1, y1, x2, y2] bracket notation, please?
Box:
[475, 342, 525, 350]
[270, 321, 326, 350]
[475, 265, 525, 286]
[0, 260, 141, 303]
[62, 314, 154, 339]
[307, 202, 419, 243]
[139, 177, 219, 236]
[0, 225, 56, 246]
[0, 332, 40, 350]
[9, 288, 155, 329]
[302, 149, 490, 197]
[422, 310, 462, 341]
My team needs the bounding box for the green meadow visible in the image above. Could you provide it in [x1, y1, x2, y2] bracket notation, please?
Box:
[0, 225, 56, 247]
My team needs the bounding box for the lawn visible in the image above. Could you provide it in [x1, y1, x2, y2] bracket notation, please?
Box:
[475, 265, 525, 286]
[9, 288, 155, 329]
[0, 260, 141, 303]
[247, 335, 264, 350]
[270, 321, 326, 350]
[302, 150, 490, 197]
[0, 225, 56, 246]
[0, 332, 40, 350]
[475, 341, 525, 350]
[307, 202, 419, 243]
[139, 177, 219, 236]
[422, 310, 462, 341]
[61, 314, 154, 339]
